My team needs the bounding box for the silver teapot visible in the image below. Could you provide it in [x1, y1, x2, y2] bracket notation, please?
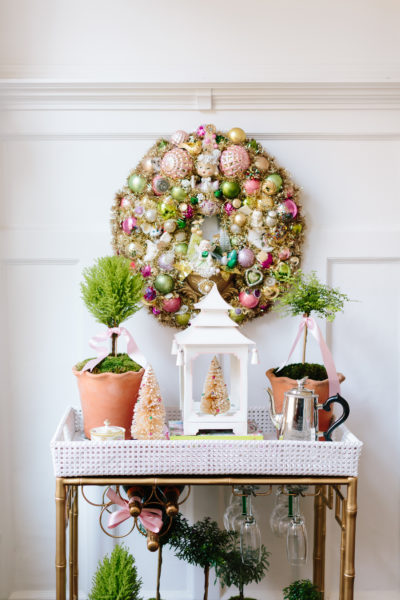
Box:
[268, 377, 350, 442]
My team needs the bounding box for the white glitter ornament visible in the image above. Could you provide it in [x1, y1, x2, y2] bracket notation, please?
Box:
[171, 130, 189, 146]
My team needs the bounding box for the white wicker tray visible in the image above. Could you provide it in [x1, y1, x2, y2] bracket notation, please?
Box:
[51, 407, 362, 478]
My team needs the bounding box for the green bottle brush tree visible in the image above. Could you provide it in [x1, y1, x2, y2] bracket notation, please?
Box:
[88, 544, 142, 600]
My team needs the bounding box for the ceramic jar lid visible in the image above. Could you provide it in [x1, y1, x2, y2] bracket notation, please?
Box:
[90, 419, 125, 442]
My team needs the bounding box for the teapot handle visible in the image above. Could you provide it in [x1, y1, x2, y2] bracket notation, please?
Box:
[322, 394, 350, 442]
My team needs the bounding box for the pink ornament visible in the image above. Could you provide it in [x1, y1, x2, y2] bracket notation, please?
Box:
[120, 197, 131, 208]
[163, 297, 181, 313]
[161, 148, 193, 179]
[224, 202, 234, 215]
[184, 205, 194, 219]
[141, 265, 152, 277]
[238, 248, 255, 268]
[199, 199, 219, 216]
[220, 145, 250, 177]
[239, 290, 259, 309]
[122, 217, 137, 233]
[197, 125, 206, 137]
[171, 130, 189, 146]
[279, 248, 291, 261]
[284, 199, 298, 218]
[260, 253, 273, 269]
[243, 179, 261, 195]
[152, 307, 161, 315]
[152, 175, 170, 196]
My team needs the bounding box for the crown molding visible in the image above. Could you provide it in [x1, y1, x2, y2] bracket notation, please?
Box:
[1, 81, 400, 111]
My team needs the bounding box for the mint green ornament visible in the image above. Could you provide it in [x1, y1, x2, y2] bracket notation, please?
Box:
[171, 186, 187, 202]
[175, 242, 188, 256]
[154, 274, 174, 295]
[128, 174, 146, 194]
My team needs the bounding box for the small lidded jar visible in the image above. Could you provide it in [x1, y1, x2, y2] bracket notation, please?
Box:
[90, 419, 125, 442]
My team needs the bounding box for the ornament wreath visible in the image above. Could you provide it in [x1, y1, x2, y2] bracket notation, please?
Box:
[111, 124, 304, 328]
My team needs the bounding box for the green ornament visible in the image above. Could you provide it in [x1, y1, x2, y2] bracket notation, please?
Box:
[128, 174, 146, 194]
[265, 173, 283, 194]
[221, 180, 241, 199]
[159, 201, 176, 219]
[154, 274, 174, 295]
[190, 196, 199, 205]
[292, 223, 303, 234]
[202, 251, 209, 257]
[227, 249, 238, 268]
[216, 134, 226, 144]
[175, 242, 188, 256]
[275, 262, 291, 281]
[158, 140, 168, 151]
[229, 308, 245, 323]
[245, 267, 263, 287]
[176, 312, 191, 326]
[171, 186, 187, 202]
[214, 189, 223, 198]
[177, 218, 186, 229]
[247, 139, 259, 152]
[243, 196, 256, 209]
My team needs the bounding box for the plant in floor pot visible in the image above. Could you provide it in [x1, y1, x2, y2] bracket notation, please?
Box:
[282, 579, 321, 600]
[88, 544, 142, 600]
[216, 531, 270, 600]
[73, 255, 145, 439]
[267, 271, 349, 432]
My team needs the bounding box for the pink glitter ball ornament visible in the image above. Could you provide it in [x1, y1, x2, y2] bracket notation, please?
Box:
[122, 217, 137, 233]
[284, 199, 298, 218]
[141, 265, 152, 277]
[224, 202, 234, 215]
[161, 148, 193, 179]
[220, 145, 250, 177]
[239, 290, 259, 309]
[243, 178, 261, 195]
[171, 130, 189, 146]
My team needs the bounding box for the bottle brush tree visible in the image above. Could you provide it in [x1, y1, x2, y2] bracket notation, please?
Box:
[200, 356, 230, 416]
[131, 365, 166, 440]
[282, 579, 322, 600]
[88, 544, 142, 600]
[216, 532, 270, 600]
[76, 255, 144, 373]
[168, 516, 233, 600]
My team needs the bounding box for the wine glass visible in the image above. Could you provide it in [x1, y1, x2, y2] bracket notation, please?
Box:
[269, 489, 288, 536]
[223, 490, 242, 531]
[239, 493, 261, 563]
[286, 493, 307, 566]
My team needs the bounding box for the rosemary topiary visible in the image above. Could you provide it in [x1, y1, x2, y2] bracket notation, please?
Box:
[283, 579, 321, 599]
[88, 544, 142, 600]
[216, 532, 270, 600]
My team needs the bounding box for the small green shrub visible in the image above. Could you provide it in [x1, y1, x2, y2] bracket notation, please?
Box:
[283, 579, 322, 600]
[88, 544, 142, 600]
[273, 362, 327, 381]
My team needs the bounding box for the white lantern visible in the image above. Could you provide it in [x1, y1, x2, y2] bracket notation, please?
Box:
[172, 284, 258, 435]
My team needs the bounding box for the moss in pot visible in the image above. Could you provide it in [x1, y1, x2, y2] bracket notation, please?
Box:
[73, 256, 145, 439]
[267, 271, 349, 429]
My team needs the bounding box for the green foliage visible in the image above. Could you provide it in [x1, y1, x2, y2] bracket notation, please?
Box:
[75, 353, 142, 374]
[283, 579, 322, 600]
[273, 362, 327, 381]
[81, 256, 143, 328]
[88, 544, 142, 600]
[275, 271, 349, 321]
[216, 532, 270, 600]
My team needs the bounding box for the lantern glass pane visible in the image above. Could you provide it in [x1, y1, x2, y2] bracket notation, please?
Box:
[191, 352, 240, 418]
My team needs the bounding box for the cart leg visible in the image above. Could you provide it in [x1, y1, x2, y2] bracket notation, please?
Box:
[56, 478, 67, 600]
[72, 487, 79, 599]
[342, 478, 357, 600]
[313, 485, 326, 598]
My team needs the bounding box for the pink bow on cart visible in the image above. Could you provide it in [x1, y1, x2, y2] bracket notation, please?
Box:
[82, 326, 147, 372]
[106, 488, 163, 533]
[277, 315, 341, 397]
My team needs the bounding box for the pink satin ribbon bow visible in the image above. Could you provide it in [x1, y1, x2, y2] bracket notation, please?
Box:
[277, 316, 341, 397]
[82, 326, 147, 372]
[106, 488, 163, 533]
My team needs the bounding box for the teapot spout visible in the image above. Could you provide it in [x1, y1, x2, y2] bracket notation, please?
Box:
[267, 388, 283, 431]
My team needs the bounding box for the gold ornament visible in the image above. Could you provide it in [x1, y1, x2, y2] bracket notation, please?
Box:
[234, 213, 247, 227]
[257, 196, 274, 210]
[164, 219, 177, 233]
[254, 156, 270, 171]
[179, 140, 202, 156]
[232, 199, 241, 209]
[142, 157, 154, 173]
[179, 203, 188, 212]
[227, 127, 246, 144]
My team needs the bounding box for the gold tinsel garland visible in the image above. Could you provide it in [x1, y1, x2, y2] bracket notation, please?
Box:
[111, 124, 304, 328]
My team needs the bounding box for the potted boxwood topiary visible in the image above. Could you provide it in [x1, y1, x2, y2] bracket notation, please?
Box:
[283, 579, 321, 600]
[88, 544, 142, 600]
[267, 271, 349, 432]
[73, 255, 145, 439]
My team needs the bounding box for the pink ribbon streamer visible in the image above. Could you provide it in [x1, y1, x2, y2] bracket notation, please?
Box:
[277, 316, 341, 397]
[106, 488, 163, 533]
[82, 326, 147, 372]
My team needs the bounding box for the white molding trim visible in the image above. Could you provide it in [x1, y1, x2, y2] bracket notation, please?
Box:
[1, 81, 400, 111]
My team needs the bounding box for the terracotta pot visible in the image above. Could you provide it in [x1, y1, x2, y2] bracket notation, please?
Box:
[266, 368, 345, 433]
[73, 367, 144, 439]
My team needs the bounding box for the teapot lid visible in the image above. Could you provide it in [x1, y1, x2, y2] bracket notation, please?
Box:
[286, 377, 318, 399]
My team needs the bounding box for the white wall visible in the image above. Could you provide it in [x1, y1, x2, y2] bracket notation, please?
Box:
[0, 1, 400, 599]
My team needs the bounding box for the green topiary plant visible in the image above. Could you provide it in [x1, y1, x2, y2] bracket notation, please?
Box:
[273, 270, 349, 379]
[216, 531, 270, 600]
[76, 255, 144, 373]
[88, 544, 142, 600]
[168, 516, 233, 600]
[283, 579, 322, 599]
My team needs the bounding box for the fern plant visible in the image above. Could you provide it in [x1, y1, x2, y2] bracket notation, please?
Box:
[88, 544, 142, 600]
[283, 579, 321, 599]
[80, 255, 143, 358]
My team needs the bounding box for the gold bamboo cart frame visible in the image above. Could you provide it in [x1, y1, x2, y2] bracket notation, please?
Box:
[55, 475, 357, 600]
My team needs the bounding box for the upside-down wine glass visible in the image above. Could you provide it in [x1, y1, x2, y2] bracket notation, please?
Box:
[286, 493, 307, 566]
[223, 488, 242, 531]
[240, 492, 261, 564]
